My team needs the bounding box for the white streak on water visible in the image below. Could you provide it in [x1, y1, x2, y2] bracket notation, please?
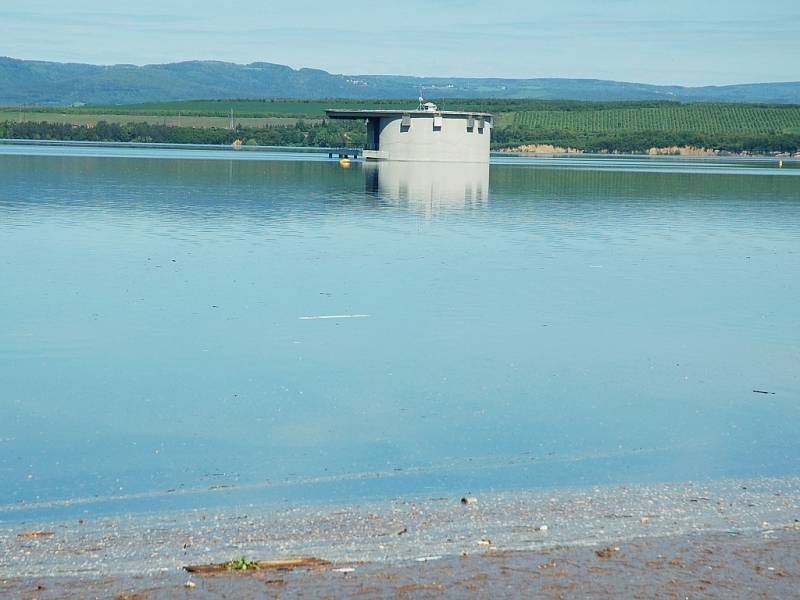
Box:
[300, 314, 370, 320]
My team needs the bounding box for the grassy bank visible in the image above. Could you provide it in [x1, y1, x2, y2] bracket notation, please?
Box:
[0, 111, 312, 129]
[2, 99, 800, 154]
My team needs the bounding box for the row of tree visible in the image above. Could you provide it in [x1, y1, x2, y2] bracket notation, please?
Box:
[492, 126, 800, 153]
[2, 119, 798, 154]
[0, 120, 367, 148]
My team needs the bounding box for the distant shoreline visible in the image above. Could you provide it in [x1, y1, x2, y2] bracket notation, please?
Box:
[3, 138, 799, 164]
[500, 144, 800, 158]
[3, 98, 800, 156]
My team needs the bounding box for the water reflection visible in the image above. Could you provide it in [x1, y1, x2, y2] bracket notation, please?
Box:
[1, 150, 799, 521]
[365, 161, 489, 213]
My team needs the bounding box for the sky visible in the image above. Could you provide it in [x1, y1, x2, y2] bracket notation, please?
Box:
[1, 0, 798, 86]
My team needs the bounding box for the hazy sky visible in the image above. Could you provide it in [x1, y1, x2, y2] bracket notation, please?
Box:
[1, 0, 798, 85]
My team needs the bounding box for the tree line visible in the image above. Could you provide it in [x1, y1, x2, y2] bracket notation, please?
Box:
[0, 120, 367, 148]
[2, 119, 799, 154]
[492, 127, 800, 154]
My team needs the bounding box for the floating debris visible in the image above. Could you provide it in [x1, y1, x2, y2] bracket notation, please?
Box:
[299, 314, 370, 320]
[185, 557, 330, 574]
[184, 580, 196, 589]
[753, 390, 775, 395]
[415, 556, 442, 562]
[477, 538, 493, 546]
[595, 546, 620, 559]
[640, 517, 651, 525]
[534, 525, 548, 532]
[461, 497, 478, 505]
[332, 567, 356, 573]
[17, 531, 54, 538]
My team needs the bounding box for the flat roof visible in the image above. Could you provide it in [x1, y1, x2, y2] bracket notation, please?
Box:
[326, 109, 492, 119]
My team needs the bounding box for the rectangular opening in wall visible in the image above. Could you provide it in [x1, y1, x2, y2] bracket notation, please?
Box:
[433, 113, 443, 130]
[401, 113, 411, 130]
[467, 115, 475, 131]
[366, 117, 381, 150]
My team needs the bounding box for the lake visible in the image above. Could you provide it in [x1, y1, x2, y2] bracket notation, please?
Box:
[1, 146, 798, 523]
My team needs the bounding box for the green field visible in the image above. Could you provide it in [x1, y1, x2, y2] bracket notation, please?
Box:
[9, 99, 800, 135]
[2, 99, 800, 153]
[6, 98, 509, 119]
[510, 103, 800, 134]
[7, 99, 431, 119]
[0, 110, 313, 128]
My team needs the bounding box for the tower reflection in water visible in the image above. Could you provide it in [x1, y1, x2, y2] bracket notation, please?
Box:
[364, 161, 489, 214]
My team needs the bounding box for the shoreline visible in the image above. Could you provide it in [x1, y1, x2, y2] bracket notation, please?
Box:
[2, 138, 800, 167]
[2, 476, 797, 578]
[499, 143, 800, 159]
[2, 138, 800, 161]
[1, 476, 798, 598]
[3, 530, 798, 598]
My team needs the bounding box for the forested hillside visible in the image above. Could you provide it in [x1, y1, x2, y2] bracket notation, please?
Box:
[2, 56, 799, 105]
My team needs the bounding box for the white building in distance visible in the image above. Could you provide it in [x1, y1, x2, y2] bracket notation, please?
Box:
[326, 101, 492, 163]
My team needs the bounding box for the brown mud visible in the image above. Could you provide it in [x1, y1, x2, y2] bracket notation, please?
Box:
[2, 530, 798, 599]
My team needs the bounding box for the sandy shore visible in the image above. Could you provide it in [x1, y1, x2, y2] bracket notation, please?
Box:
[1, 477, 798, 597]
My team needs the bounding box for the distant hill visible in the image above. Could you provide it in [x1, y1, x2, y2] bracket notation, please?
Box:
[1, 57, 799, 105]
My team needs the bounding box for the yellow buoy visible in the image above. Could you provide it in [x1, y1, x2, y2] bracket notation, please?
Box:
[339, 158, 351, 167]
[778, 160, 784, 168]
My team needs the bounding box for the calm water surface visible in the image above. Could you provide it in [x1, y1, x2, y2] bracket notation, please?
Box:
[1, 148, 798, 521]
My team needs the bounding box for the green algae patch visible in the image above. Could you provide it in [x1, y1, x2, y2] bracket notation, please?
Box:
[185, 557, 331, 575]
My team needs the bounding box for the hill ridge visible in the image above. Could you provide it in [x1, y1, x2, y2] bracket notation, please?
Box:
[1, 56, 798, 105]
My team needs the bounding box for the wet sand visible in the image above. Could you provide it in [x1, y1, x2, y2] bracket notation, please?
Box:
[1, 477, 798, 598]
[4, 530, 798, 599]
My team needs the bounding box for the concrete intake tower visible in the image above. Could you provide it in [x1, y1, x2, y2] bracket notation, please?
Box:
[326, 100, 492, 163]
